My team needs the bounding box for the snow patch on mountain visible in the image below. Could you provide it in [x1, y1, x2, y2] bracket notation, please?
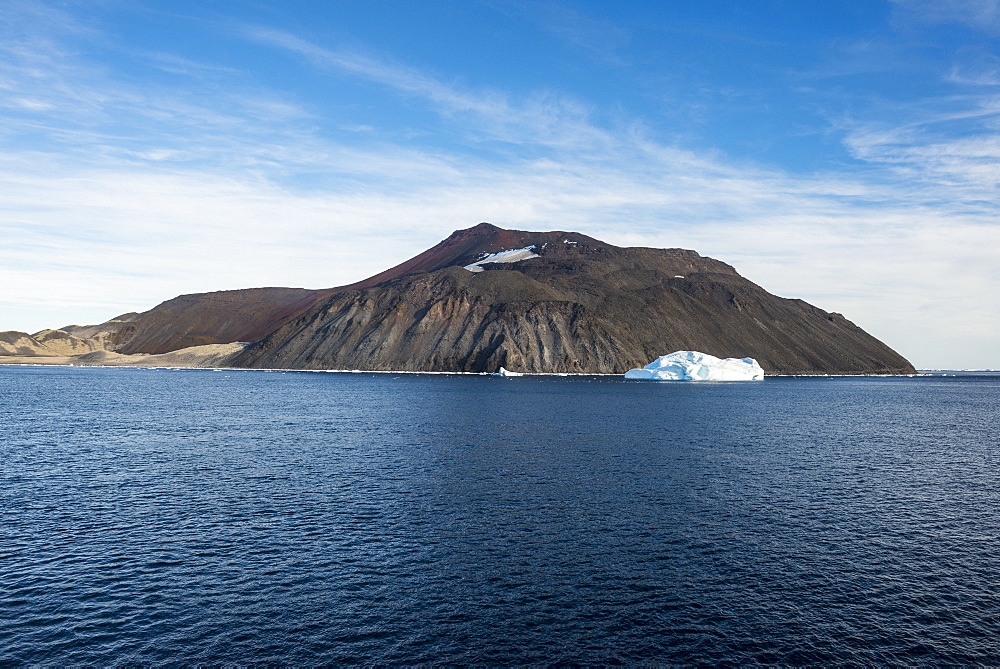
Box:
[464, 246, 539, 272]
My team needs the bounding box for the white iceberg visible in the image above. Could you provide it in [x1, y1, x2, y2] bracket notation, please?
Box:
[624, 350, 764, 381]
[492, 366, 523, 377]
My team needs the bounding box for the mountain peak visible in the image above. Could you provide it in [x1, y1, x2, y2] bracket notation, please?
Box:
[463, 222, 502, 233]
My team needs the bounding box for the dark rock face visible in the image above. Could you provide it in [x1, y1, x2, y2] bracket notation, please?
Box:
[230, 224, 916, 375]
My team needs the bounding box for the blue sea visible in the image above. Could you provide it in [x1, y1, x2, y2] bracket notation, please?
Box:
[2, 365, 999, 664]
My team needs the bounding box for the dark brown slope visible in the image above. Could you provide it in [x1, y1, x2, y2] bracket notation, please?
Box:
[111, 223, 569, 354]
[112, 287, 339, 354]
[231, 229, 915, 375]
[349, 221, 609, 279]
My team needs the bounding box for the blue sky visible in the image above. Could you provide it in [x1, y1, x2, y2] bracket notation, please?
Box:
[2, 0, 999, 368]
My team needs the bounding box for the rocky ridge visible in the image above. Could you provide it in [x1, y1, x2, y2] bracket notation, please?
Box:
[1, 313, 139, 357]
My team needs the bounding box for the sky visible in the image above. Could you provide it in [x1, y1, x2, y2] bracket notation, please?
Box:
[2, 0, 999, 369]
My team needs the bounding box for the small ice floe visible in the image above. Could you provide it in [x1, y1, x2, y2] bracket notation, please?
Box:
[492, 366, 523, 377]
[464, 246, 539, 272]
[625, 350, 764, 381]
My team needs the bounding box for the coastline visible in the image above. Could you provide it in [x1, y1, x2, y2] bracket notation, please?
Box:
[3, 357, 978, 377]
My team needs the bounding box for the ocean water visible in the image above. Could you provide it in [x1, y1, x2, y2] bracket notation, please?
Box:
[2, 365, 999, 664]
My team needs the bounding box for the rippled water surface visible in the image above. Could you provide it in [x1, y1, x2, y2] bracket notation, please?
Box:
[2, 366, 999, 664]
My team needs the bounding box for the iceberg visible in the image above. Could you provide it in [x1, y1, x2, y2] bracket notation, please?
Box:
[492, 366, 523, 377]
[624, 350, 764, 381]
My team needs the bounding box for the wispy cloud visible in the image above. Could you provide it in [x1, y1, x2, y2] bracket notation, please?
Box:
[841, 92, 1000, 194]
[244, 25, 614, 152]
[245, 26, 511, 119]
[485, 0, 631, 67]
[892, 0, 1000, 33]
